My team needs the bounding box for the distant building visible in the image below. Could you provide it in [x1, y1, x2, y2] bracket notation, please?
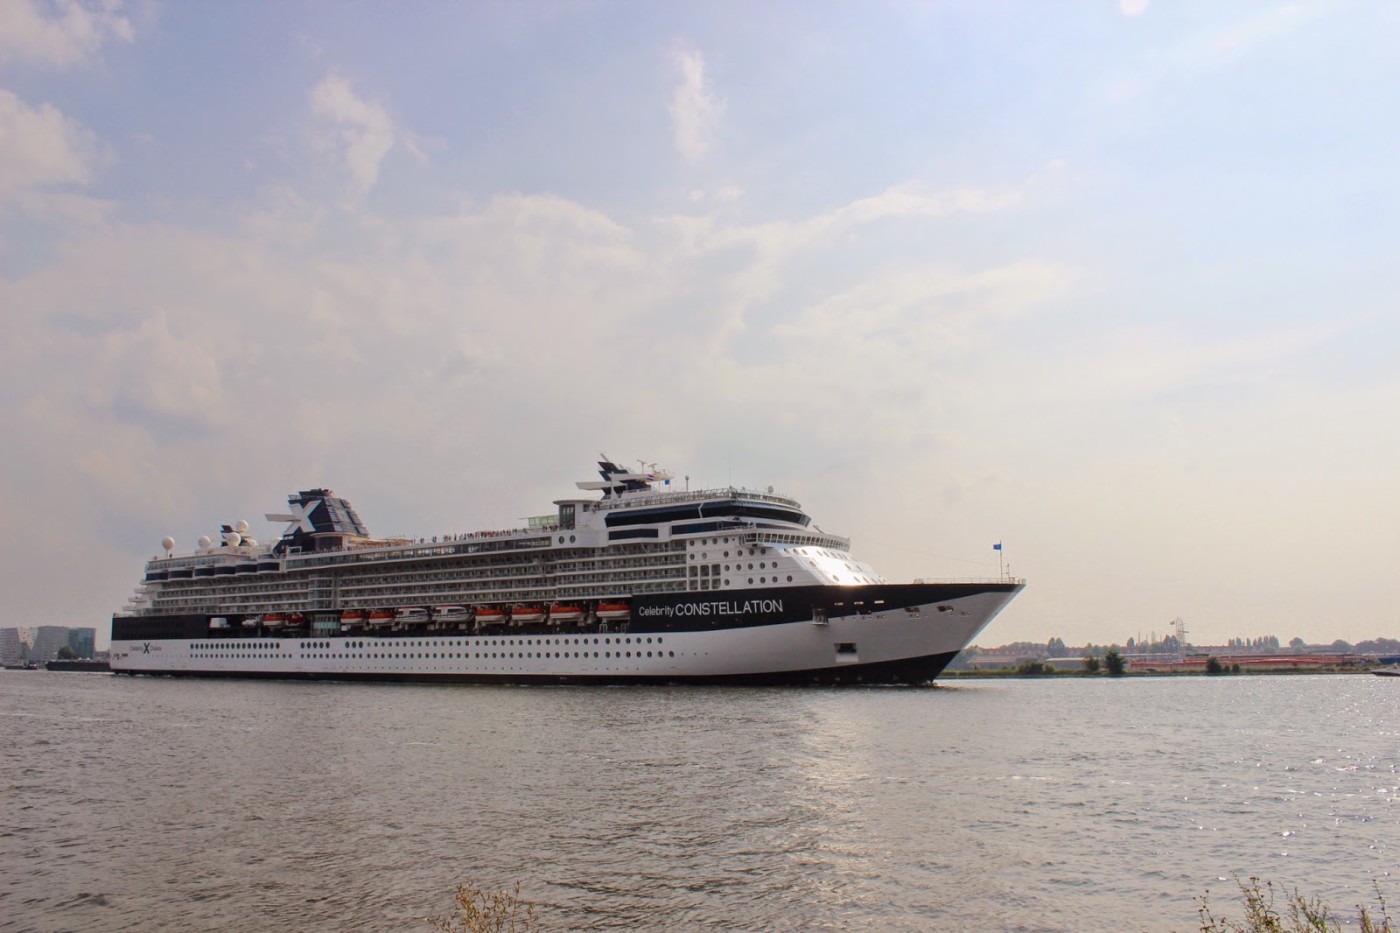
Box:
[67, 628, 96, 659]
[29, 626, 71, 662]
[0, 627, 25, 665]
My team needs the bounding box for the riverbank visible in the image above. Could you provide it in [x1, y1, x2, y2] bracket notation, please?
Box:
[943, 664, 1372, 679]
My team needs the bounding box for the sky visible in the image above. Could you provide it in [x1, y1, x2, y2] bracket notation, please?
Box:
[3, 0, 1398, 651]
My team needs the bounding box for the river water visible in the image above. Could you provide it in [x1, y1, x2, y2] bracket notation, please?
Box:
[2, 672, 1396, 931]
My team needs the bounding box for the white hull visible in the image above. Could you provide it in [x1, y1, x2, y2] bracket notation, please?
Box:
[112, 587, 1016, 685]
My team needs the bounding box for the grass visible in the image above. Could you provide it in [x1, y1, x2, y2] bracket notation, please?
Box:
[1198, 876, 1391, 932]
[428, 881, 539, 933]
[425, 874, 1393, 932]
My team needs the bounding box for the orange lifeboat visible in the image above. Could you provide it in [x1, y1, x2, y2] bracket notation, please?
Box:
[510, 604, 545, 625]
[262, 613, 287, 628]
[596, 601, 631, 621]
[474, 606, 505, 626]
[550, 603, 584, 624]
[368, 609, 395, 628]
[341, 609, 366, 625]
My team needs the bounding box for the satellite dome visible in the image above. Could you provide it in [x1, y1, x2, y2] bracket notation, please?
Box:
[198, 535, 213, 549]
[235, 520, 249, 534]
[242, 537, 257, 547]
[223, 531, 242, 547]
[161, 536, 175, 553]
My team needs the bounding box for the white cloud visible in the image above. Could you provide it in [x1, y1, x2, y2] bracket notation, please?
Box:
[1165, 2, 1323, 71]
[0, 87, 107, 218]
[1119, 0, 1149, 17]
[669, 47, 724, 163]
[0, 0, 134, 67]
[657, 179, 1024, 343]
[309, 74, 401, 197]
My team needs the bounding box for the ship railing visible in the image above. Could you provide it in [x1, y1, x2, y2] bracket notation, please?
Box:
[587, 486, 801, 512]
[909, 576, 1026, 586]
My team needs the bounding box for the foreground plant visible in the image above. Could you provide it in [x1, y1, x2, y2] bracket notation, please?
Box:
[429, 881, 539, 933]
[1197, 875, 1390, 932]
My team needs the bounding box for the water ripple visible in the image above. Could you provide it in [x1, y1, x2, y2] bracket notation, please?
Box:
[1, 673, 1396, 931]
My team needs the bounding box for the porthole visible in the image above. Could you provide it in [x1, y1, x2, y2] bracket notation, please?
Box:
[748, 578, 753, 584]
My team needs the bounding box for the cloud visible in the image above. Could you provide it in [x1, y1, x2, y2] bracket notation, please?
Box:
[657, 179, 1024, 343]
[0, 87, 107, 219]
[669, 47, 724, 163]
[309, 74, 402, 197]
[1045, 321, 1342, 404]
[1119, 0, 1150, 16]
[1165, 2, 1323, 71]
[0, 0, 134, 67]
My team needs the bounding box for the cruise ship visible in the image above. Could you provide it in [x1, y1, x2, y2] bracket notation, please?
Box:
[110, 458, 1023, 685]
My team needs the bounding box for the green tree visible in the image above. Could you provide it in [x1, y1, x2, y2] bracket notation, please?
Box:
[1083, 654, 1101, 674]
[56, 645, 77, 660]
[1206, 656, 1224, 675]
[1103, 647, 1126, 677]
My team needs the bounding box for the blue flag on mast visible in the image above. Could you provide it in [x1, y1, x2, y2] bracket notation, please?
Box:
[992, 542, 1003, 551]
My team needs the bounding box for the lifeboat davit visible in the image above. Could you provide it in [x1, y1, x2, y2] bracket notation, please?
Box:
[510, 604, 545, 625]
[550, 603, 584, 624]
[596, 602, 631, 621]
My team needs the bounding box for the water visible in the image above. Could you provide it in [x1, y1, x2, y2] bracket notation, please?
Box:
[2, 673, 1396, 932]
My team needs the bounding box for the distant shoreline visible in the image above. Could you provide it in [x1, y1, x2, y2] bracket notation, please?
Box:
[943, 666, 1372, 679]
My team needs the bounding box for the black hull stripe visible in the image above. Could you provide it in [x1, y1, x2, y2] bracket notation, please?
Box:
[112, 651, 960, 686]
[112, 582, 1022, 641]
